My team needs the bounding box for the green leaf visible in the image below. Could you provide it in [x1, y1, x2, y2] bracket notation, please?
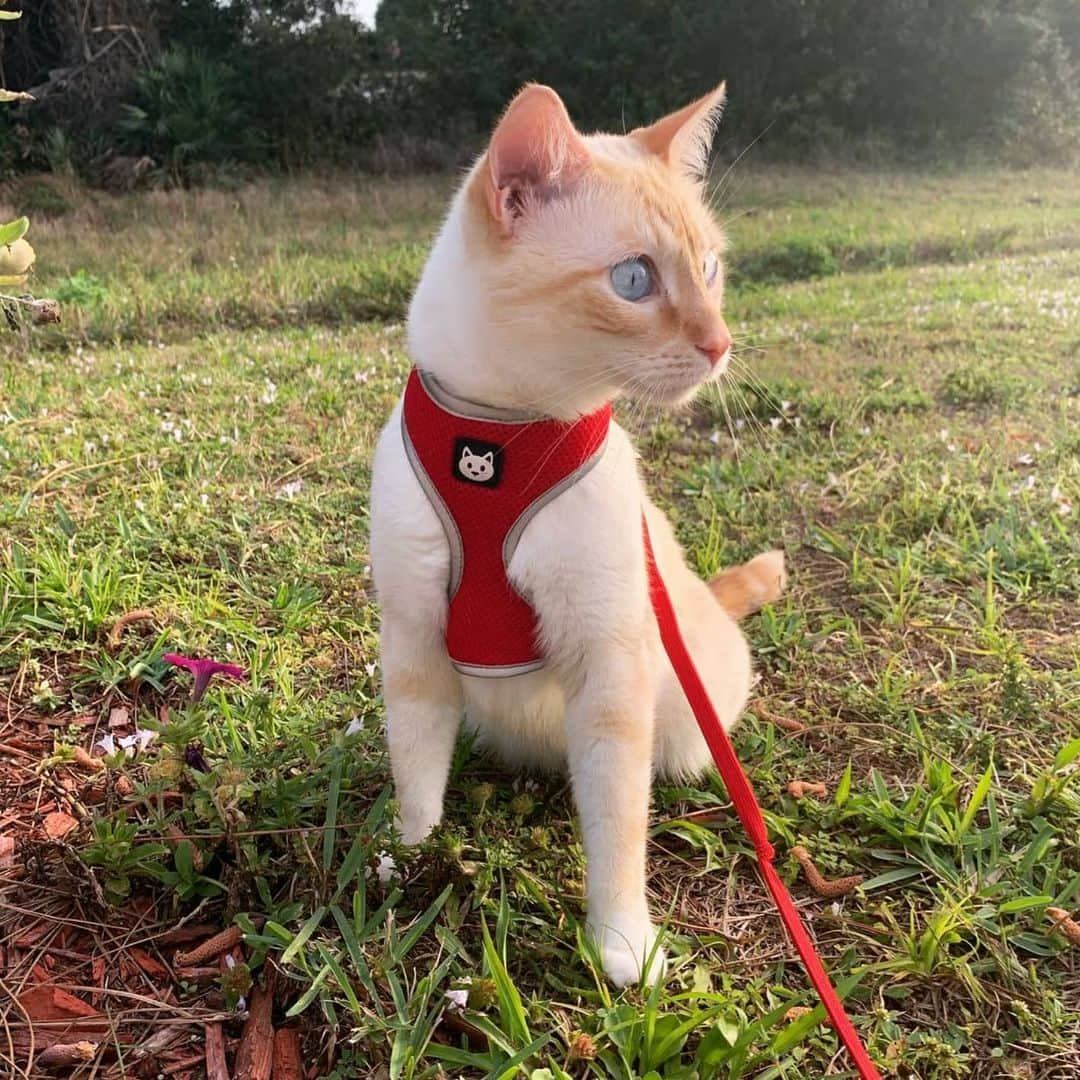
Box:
[859, 866, 924, 891]
[322, 752, 342, 872]
[394, 883, 452, 962]
[1053, 736, 1080, 771]
[0, 217, 29, 246]
[281, 905, 327, 966]
[0, 10, 24, 20]
[174, 839, 194, 879]
[835, 759, 853, 807]
[959, 759, 994, 834]
[284, 964, 331, 1017]
[998, 895, 1053, 914]
[480, 1033, 551, 1080]
[481, 916, 532, 1048]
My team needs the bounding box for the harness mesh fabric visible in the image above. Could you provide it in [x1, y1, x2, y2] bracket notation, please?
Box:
[401, 368, 612, 676]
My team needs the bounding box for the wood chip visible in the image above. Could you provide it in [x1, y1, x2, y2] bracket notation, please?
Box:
[0, 834, 14, 869]
[174, 925, 243, 967]
[1046, 907, 1080, 945]
[108, 706, 130, 729]
[273, 1028, 303, 1080]
[234, 965, 278, 1080]
[157, 923, 223, 946]
[42, 811, 79, 840]
[36, 1041, 98, 1070]
[787, 780, 828, 799]
[204, 1023, 229, 1080]
[19, 985, 105, 1026]
[791, 845, 864, 898]
[176, 964, 222, 983]
[130, 946, 170, 980]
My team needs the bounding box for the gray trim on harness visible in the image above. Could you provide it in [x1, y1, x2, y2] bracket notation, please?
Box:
[419, 369, 547, 424]
[400, 409, 464, 599]
[502, 435, 610, 569]
[452, 657, 545, 679]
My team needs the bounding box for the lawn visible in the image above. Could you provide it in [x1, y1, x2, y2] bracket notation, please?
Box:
[1, 165, 1078, 1079]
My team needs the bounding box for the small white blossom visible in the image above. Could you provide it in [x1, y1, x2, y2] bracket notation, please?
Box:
[345, 717, 363, 736]
[373, 853, 397, 884]
[445, 989, 469, 1012]
[276, 479, 304, 499]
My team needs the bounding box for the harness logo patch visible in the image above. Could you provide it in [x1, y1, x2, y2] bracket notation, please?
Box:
[454, 438, 503, 487]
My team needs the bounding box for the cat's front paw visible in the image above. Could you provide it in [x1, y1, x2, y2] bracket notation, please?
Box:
[397, 809, 441, 846]
[591, 914, 667, 987]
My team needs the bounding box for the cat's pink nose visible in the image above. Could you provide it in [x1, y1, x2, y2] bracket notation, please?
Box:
[696, 323, 732, 367]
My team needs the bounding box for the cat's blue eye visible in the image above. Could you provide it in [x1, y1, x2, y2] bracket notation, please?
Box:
[703, 250, 719, 286]
[610, 257, 653, 302]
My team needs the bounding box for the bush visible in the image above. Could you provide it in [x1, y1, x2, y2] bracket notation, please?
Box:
[733, 238, 840, 286]
[119, 49, 257, 180]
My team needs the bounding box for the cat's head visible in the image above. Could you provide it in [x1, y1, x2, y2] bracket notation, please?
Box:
[409, 82, 732, 418]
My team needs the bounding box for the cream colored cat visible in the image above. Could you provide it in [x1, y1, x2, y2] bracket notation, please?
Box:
[370, 83, 785, 986]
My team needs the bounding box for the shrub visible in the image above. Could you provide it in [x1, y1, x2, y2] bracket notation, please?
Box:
[119, 49, 257, 181]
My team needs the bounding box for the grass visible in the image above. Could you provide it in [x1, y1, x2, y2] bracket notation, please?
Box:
[0, 164, 1078, 1079]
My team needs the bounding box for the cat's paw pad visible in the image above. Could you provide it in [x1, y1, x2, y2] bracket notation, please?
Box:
[593, 919, 667, 987]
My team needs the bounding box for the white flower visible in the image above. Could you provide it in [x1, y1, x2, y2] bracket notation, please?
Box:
[364, 662, 378, 678]
[95, 733, 118, 756]
[1015, 453, 1034, 467]
[345, 717, 363, 736]
[445, 989, 469, 1012]
[276, 479, 304, 499]
[118, 728, 157, 755]
[373, 853, 397, 884]
[260, 379, 278, 405]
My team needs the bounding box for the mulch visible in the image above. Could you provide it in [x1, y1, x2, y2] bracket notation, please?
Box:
[0, 695, 313, 1079]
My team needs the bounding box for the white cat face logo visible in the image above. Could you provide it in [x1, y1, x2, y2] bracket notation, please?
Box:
[458, 445, 495, 483]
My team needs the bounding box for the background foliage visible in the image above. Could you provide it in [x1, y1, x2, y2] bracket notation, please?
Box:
[2, 0, 1078, 182]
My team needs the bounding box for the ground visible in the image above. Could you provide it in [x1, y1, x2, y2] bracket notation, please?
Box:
[0, 165, 1078, 1079]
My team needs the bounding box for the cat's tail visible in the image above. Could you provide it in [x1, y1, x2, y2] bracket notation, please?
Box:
[708, 550, 787, 620]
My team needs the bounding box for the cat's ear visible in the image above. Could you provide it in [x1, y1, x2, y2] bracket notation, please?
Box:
[461, 445, 473, 457]
[632, 82, 726, 181]
[482, 451, 493, 462]
[483, 84, 590, 237]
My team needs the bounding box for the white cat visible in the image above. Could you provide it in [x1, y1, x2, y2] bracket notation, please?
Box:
[370, 82, 785, 986]
[457, 445, 495, 483]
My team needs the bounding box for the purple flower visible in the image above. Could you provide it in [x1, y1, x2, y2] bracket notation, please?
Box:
[163, 653, 247, 703]
[185, 743, 211, 773]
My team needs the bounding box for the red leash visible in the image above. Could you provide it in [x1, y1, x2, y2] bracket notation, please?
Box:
[644, 522, 881, 1079]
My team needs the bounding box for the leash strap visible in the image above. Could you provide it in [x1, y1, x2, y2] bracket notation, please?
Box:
[643, 521, 881, 1079]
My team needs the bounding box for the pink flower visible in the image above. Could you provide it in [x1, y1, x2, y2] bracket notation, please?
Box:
[163, 653, 247, 702]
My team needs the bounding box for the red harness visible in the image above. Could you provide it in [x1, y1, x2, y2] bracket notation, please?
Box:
[401, 367, 880, 1079]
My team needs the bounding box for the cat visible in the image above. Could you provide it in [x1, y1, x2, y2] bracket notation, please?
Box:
[457, 444, 496, 483]
[370, 82, 785, 986]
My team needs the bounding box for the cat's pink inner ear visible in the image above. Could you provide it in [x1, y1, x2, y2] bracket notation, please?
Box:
[484, 84, 589, 236]
[632, 82, 727, 180]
